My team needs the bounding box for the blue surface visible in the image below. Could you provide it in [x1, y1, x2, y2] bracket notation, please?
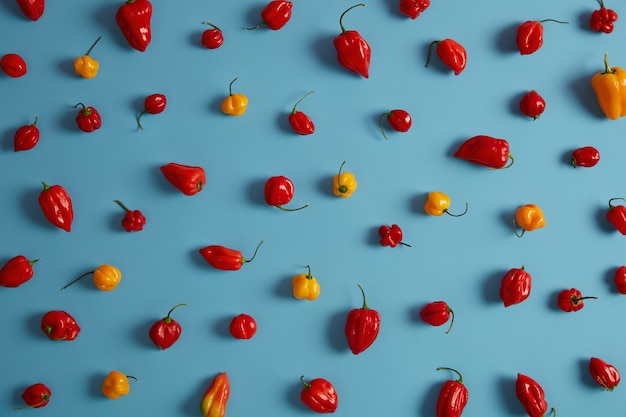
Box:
[1, 0, 626, 415]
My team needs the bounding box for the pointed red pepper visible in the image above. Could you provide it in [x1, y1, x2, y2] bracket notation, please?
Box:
[0, 255, 39, 288]
[160, 163, 206, 196]
[420, 301, 454, 333]
[116, 0, 153, 52]
[300, 375, 338, 413]
[606, 198, 626, 234]
[515, 373, 554, 417]
[454, 135, 514, 169]
[499, 266, 532, 307]
[248, 1, 293, 30]
[334, 4, 371, 78]
[38, 181, 74, 232]
[40, 310, 81, 341]
[149, 303, 186, 350]
[589, 357, 620, 391]
[436, 367, 469, 417]
[344, 284, 380, 355]
[199, 241, 264, 271]
[14, 115, 40, 152]
[425, 38, 467, 75]
[16, 0, 45, 21]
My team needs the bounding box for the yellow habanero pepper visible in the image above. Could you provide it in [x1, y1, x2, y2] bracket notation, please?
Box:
[74, 36, 102, 79]
[513, 204, 546, 237]
[221, 77, 248, 116]
[424, 191, 468, 217]
[199, 372, 230, 417]
[333, 161, 357, 198]
[61, 264, 122, 291]
[101, 371, 136, 400]
[292, 265, 320, 300]
[591, 54, 626, 120]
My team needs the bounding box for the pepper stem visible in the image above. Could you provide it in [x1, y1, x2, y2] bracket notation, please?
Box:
[305, 265, 313, 279]
[602, 53, 615, 75]
[228, 77, 238, 96]
[425, 40, 441, 68]
[539, 19, 569, 25]
[291, 91, 315, 114]
[378, 113, 391, 140]
[126, 376, 138, 382]
[164, 303, 187, 323]
[41, 181, 51, 191]
[61, 271, 94, 290]
[436, 367, 464, 384]
[445, 202, 469, 217]
[300, 375, 311, 389]
[608, 197, 625, 209]
[278, 203, 309, 211]
[201, 21, 221, 31]
[337, 161, 347, 193]
[444, 306, 455, 334]
[84, 36, 102, 56]
[356, 284, 369, 310]
[114, 200, 130, 212]
[242, 240, 264, 264]
[31, 115, 38, 126]
[572, 295, 598, 304]
[339, 4, 365, 33]
[512, 219, 526, 238]
[489, 154, 515, 170]
[14, 396, 50, 410]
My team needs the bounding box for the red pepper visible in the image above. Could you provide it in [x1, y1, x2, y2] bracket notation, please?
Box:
[519, 90, 546, 119]
[1, 53, 27, 77]
[74, 102, 102, 133]
[264, 175, 309, 211]
[137, 93, 166, 130]
[289, 91, 315, 135]
[399, 0, 430, 19]
[614, 265, 626, 294]
[454, 135, 514, 169]
[436, 367, 469, 417]
[14, 115, 40, 152]
[590, 0, 618, 34]
[515, 373, 554, 417]
[379, 109, 412, 140]
[378, 224, 411, 248]
[149, 303, 186, 350]
[0, 255, 38, 288]
[19, 383, 51, 409]
[420, 301, 454, 333]
[571, 146, 600, 168]
[334, 4, 371, 78]
[160, 162, 206, 196]
[300, 375, 338, 413]
[344, 284, 380, 355]
[589, 357, 620, 391]
[499, 266, 532, 307]
[116, 0, 153, 52]
[229, 314, 257, 339]
[425, 39, 467, 75]
[114, 200, 145, 232]
[248, 0, 293, 30]
[201, 22, 224, 49]
[38, 181, 74, 232]
[16, 0, 45, 21]
[516, 19, 569, 55]
[40, 310, 81, 341]
[199, 241, 264, 271]
[557, 288, 597, 312]
[606, 198, 626, 234]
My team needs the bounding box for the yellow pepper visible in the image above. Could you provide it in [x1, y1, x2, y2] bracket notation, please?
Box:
[74, 36, 102, 79]
[199, 372, 230, 417]
[101, 371, 136, 400]
[333, 161, 357, 198]
[221, 77, 248, 116]
[424, 191, 468, 217]
[61, 264, 122, 291]
[291, 265, 320, 300]
[514, 204, 546, 237]
[591, 54, 626, 120]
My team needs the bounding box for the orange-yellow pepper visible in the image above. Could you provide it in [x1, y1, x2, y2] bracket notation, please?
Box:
[514, 204, 546, 237]
[424, 191, 468, 217]
[292, 265, 320, 300]
[61, 264, 122, 291]
[102, 371, 135, 400]
[333, 161, 357, 198]
[221, 77, 248, 116]
[199, 372, 230, 417]
[74, 36, 102, 79]
[591, 54, 626, 120]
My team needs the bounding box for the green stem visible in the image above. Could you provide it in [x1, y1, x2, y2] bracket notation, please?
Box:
[291, 91, 315, 114]
[445, 202, 468, 217]
[339, 4, 365, 33]
[61, 271, 93, 290]
[114, 200, 130, 212]
[242, 240, 264, 264]
[436, 367, 464, 384]
[425, 41, 440, 68]
[357, 284, 369, 309]
[84, 36, 102, 56]
[201, 21, 221, 31]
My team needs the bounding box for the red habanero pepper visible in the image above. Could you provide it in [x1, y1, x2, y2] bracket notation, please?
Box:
[137, 93, 166, 130]
[74, 102, 102, 133]
[515, 373, 554, 417]
[229, 314, 257, 339]
[160, 162, 206, 196]
[40, 310, 81, 341]
[199, 241, 264, 271]
[116, 0, 153, 52]
[201, 22, 224, 49]
[571, 146, 600, 168]
[199, 372, 230, 417]
[16, 0, 45, 21]
[264, 175, 309, 211]
[334, 4, 371, 79]
[300, 375, 338, 413]
[499, 266, 532, 307]
[436, 367, 469, 417]
[614, 266, 626, 294]
[14, 115, 40, 151]
[114, 200, 145, 232]
[420, 301, 455, 333]
[18, 383, 51, 409]
[289, 91, 315, 135]
[248, 0, 293, 30]
[516, 19, 569, 55]
[344, 284, 380, 355]
[589, 357, 620, 391]
[519, 90, 546, 119]
[149, 303, 186, 350]
[0, 53, 27, 77]
[557, 288, 597, 312]
[379, 109, 412, 140]
[590, 0, 618, 34]
[425, 39, 467, 75]
[606, 198, 626, 234]
[0, 255, 39, 288]
[454, 135, 514, 169]
[378, 224, 411, 247]
[38, 182, 74, 232]
[399, 0, 430, 20]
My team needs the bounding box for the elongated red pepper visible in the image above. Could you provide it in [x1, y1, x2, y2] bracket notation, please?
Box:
[606, 198, 626, 234]
[199, 372, 230, 417]
[14, 115, 40, 152]
[0, 255, 38, 288]
[571, 146, 600, 168]
[499, 266, 532, 307]
[1, 53, 27, 77]
[515, 373, 554, 417]
[454, 135, 514, 169]
[300, 375, 338, 413]
[344, 284, 380, 355]
[199, 241, 264, 271]
[160, 163, 206, 196]
[334, 4, 371, 78]
[516, 19, 568, 55]
[40, 310, 81, 341]
[425, 38, 467, 75]
[38, 182, 74, 232]
[116, 0, 153, 52]
[16, 0, 45, 21]
[436, 367, 469, 417]
[248, 1, 293, 30]
[589, 357, 620, 391]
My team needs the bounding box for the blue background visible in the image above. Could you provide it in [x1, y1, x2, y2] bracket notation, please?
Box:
[1, 0, 625, 415]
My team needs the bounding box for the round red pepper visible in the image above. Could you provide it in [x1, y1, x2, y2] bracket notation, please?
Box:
[38, 181, 74, 232]
[137, 93, 166, 130]
[420, 301, 454, 333]
[606, 198, 626, 234]
[229, 314, 257, 339]
[589, 357, 620, 391]
[333, 3, 371, 78]
[399, 0, 430, 19]
[201, 22, 224, 49]
[499, 266, 532, 307]
[16, 0, 45, 21]
[264, 175, 308, 211]
[149, 303, 186, 350]
[19, 383, 51, 409]
[379, 109, 412, 140]
[516, 19, 569, 55]
[454, 135, 514, 169]
[425, 38, 467, 75]
[0, 255, 39, 288]
[571, 146, 600, 168]
[344, 284, 380, 355]
[557, 288, 597, 312]
[614, 265, 626, 294]
[14, 115, 40, 152]
[248, 0, 293, 30]
[590, 1, 618, 34]
[519, 90, 546, 119]
[199, 241, 264, 271]
[515, 373, 553, 417]
[288, 91, 315, 135]
[300, 375, 338, 413]
[1, 53, 27, 77]
[160, 162, 206, 196]
[114, 200, 145, 232]
[436, 367, 469, 417]
[41, 310, 81, 341]
[74, 102, 102, 133]
[378, 224, 411, 248]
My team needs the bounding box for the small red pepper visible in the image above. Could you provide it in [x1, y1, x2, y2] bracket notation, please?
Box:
[379, 109, 412, 140]
[420, 301, 454, 333]
[199, 240, 264, 271]
[300, 375, 338, 413]
[436, 367, 469, 417]
[1, 53, 27, 77]
[201, 22, 224, 49]
[116, 0, 153, 52]
[149, 303, 186, 350]
[38, 181, 74, 232]
[454, 135, 514, 169]
[499, 266, 532, 307]
[519, 90, 546, 120]
[40, 310, 81, 341]
[606, 198, 626, 234]
[571, 146, 600, 168]
[229, 314, 257, 339]
[425, 39, 467, 75]
[378, 224, 411, 248]
[344, 284, 380, 355]
[590, 0, 618, 34]
[289, 91, 315, 135]
[18, 383, 51, 409]
[516, 19, 569, 55]
[74, 102, 102, 133]
[334, 4, 371, 78]
[13, 115, 40, 152]
[399, 0, 430, 19]
[557, 288, 597, 312]
[248, 0, 293, 30]
[589, 357, 620, 391]
[114, 200, 145, 232]
[137, 93, 166, 130]
[160, 162, 206, 196]
[16, 0, 45, 21]
[614, 265, 626, 294]
[515, 373, 554, 417]
[264, 175, 309, 211]
[0, 255, 39, 288]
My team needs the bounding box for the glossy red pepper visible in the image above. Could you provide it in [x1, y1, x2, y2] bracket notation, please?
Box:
[149, 303, 186, 350]
[137, 93, 166, 130]
[399, 0, 430, 19]
[379, 109, 412, 140]
[1, 53, 27, 77]
[114, 200, 145, 232]
[519, 90, 546, 119]
[436, 367, 469, 417]
[557, 288, 597, 312]
[19, 383, 51, 409]
[590, 0, 618, 34]
[454, 135, 514, 169]
[229, 314, 257, 339]
[289, 91, 315, 135]
[201, 22, 224, 49]
[614, 265, 626, 294]
[420, 301, 454, 333]
[300, 375, 338, 413]
[345, 284, 380, 355]
[248, 0, 293, 30]
[589, 357, 620, 391]
[116, 0, 153, 52]
[264, 176, 308, 211]
[378, 224, 411, 248]
[0, 255, 38, 288]
[160, 162, 206, 196]
[38, 182, 74, 232]
[41, 310, 81, 341]
[199, 241, 264, 271]
[14, 115, 40, 151]
[606, 198, 626, 234]
[571, 146, 600, 168]
[516, 19, 569, 55]
[515, 373, 554, 417]
[500, 266, 532, 307]
[16, 0, 45, 21]
[74, 102, 102, 133]
[334, 4, 371, 78]
[425, 39, 467, 75]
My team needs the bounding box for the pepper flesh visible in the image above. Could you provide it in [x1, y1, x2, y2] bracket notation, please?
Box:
[292, 265, 320, 300]
[38, 182, 74, 232]
[116, 0, 152, 52]
[344, 284, 380, 355]
[334, 4, 371, 78]
[199, 372, 230, 417]
[333, 161, 357, 198]
[229, 314, 257, 339]
[591, 54, 626, 120]
[0, 255, 38, 288]
[436, 367, 469, 417]
[102, 371, 133, 400]
[590, 1, 618, 33]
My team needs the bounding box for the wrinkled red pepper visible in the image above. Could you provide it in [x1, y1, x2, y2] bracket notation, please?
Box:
[436, 367, 469, 417]
[515, 373, 554, 417]
[420, 301, 454, 333]
[606, 198, 626, 234]
[160, 163, 206, 196]
[0, 255, 38, 288]
[557, 288, 597, 312]
[590, 0, 618, 34]
[41, 310, 81, 341]
[1, 53, 27, 77]
[499, 266, 532, 307]
[116, 0, 152, 52]
[614, 265, 626, 294]
[334, 4, 371, 78]
[516, 19, 568, 55]
[425, 38, 467, 75]
[14, 115, 40, 152]
[289, 91, 315, 135]
[264, 176, 308, 211]
[38, 182, 74, 232]
[16, 0, 45, 21]
[74, 102, 102, 133]
[379, 109, 412, 140]
[300, 375, 338, 413]
[19, 383, 51, 409]
[571, 146, 600, 168]
[248, 0, 293, 30]
[589, 357, 620, 391]
[378, 224, 411, 247]
[344, 284, 380, 355]
[199, 241, 264, 271]
[399, 0, 430, 19]
[114, 200, 145, 232]
[137, 93, 166, 130]
[454, 135, 514, 169]
[149, 303, 185, 350]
